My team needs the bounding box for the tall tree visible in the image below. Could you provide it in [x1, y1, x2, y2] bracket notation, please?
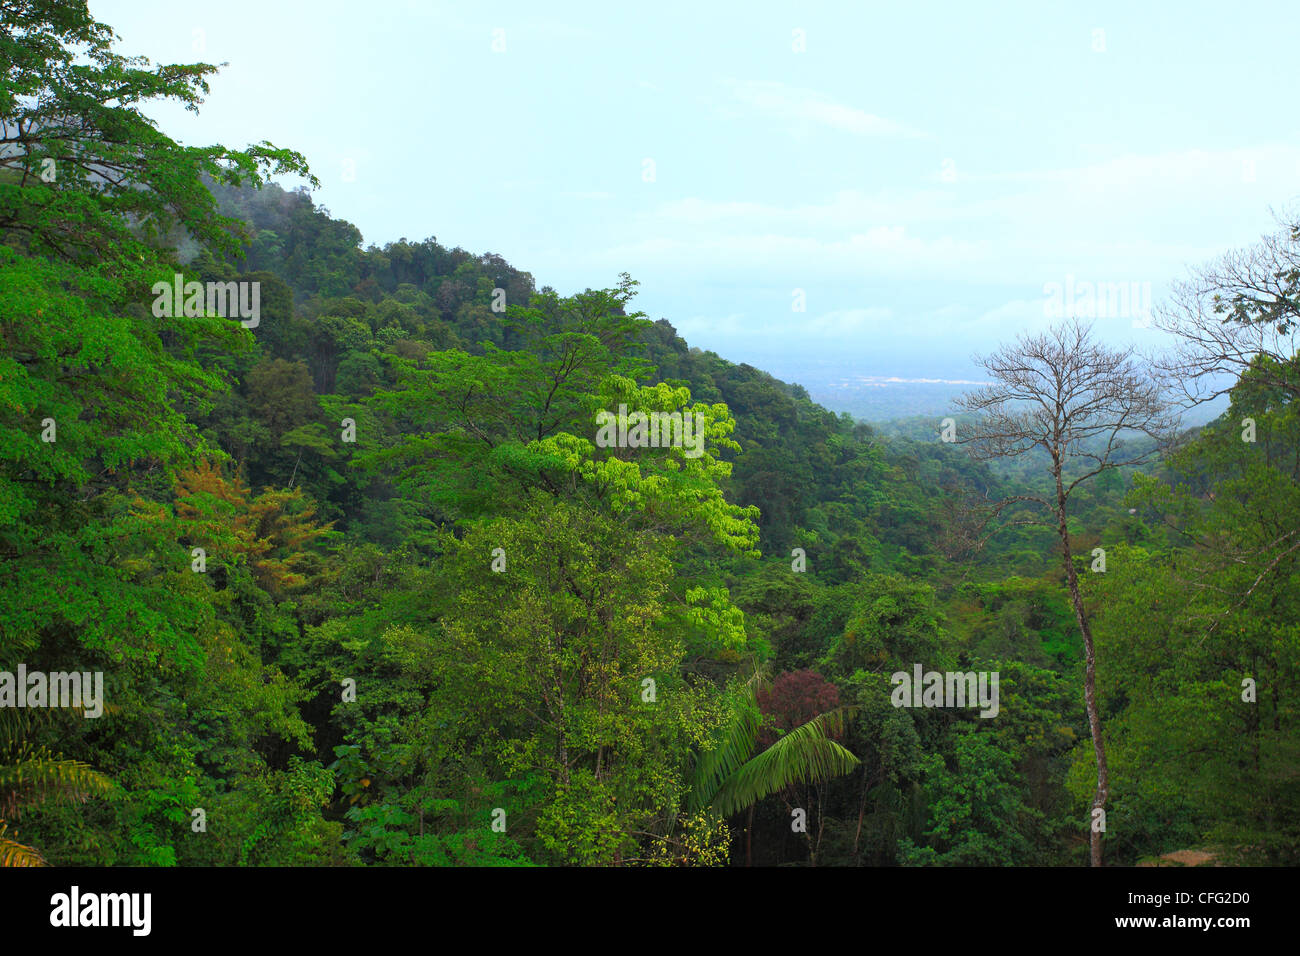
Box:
[956, 319, 1175, 866]
[1, 1, 333, 866]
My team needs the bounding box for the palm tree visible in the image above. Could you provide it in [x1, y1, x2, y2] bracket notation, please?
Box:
[0, 710, 114, 866]
[688, 671, 858, 864]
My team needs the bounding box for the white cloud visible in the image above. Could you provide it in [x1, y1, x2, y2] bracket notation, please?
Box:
[544, 144, 1300, 288]
[831, 376, 989, 386]
[673, 307, 892, 342]
[724, 79, 926, 139]
[578, 227, 989, 282]
[800, 308, 893, 335]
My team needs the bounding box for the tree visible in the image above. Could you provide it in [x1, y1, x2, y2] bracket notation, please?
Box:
[1, 1, 335, 867]
[430, 497, 731, 865]
[956, 319, 1176, 866]
[0, 0, 314, 271]
[1096, 364, 1300, 862]
[1151, 214, 1300, 605]
[898, 725, 1035, 866]
[1152, 212, 1300, 408]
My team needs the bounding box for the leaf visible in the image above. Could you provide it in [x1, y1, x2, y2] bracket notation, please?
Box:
[0, 825, 46, 867]
[707, 708, 860, 819]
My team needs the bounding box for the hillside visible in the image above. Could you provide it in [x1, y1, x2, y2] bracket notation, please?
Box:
[3, 2, 1297, 876]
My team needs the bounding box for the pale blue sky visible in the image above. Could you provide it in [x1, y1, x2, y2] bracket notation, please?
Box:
[95, 0, 1300, 385]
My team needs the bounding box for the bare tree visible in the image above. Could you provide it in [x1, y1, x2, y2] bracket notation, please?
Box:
[1151, 213, 1300, 409]
[956, 319, 1177, 867]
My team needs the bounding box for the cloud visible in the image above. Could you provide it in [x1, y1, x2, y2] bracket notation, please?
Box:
[673, 313, 748, 339]
[673, 307, 892, 341]
[578, 228, 989, 282]
[649, 190, 961, 231]
[724, 79, 926, 139]
[521, 144, 1300, 331]
[800, 308, 893, 335]
[972, 147, 1300, 191]
[547, 144, 1300, 287]
[831, 376, 990, 386]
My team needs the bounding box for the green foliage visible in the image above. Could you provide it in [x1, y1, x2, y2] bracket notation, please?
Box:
[898, 725, 1037, 866]
[5, 0, 1296, 869]
[707, 708, 859, 820]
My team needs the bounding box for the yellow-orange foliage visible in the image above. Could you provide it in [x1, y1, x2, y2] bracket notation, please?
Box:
[173, 460, 333, 596]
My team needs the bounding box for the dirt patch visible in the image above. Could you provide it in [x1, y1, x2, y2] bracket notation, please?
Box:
[1136, 848, 1218, 867]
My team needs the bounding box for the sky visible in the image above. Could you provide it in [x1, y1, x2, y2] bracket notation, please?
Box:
[93, 0, 1300, 388]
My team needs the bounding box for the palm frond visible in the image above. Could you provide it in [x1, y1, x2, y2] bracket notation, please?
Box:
[0, 748, 115, 818]
[0, 704, 112, 749]
[708, 707, 860, 819]
[688, 691, 761, 813]
[0, 707, 43, 749]
[687, 669, 769, 813]
[0, 824, 46, 867]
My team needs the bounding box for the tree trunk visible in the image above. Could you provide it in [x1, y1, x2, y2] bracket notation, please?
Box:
[1057, 493, 1108, 867]
[853, 763, 869, 857]
[813, 784, 825, 867]
[746, 804, 754, 867]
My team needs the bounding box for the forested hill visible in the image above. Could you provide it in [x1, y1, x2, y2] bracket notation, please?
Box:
[196, 180, 1099, 578]
[4, 6, 1296, 869]
[68, 178, 1168, 866]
